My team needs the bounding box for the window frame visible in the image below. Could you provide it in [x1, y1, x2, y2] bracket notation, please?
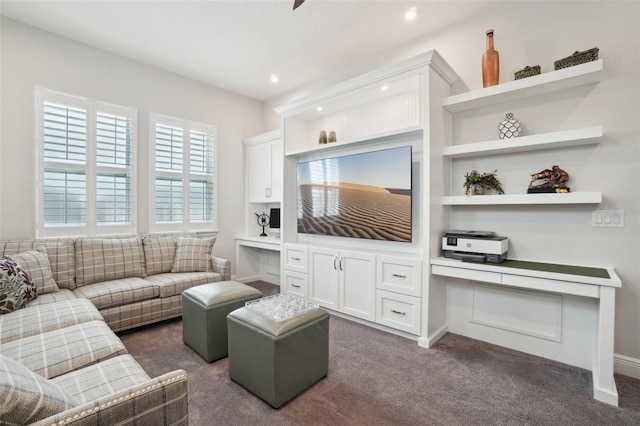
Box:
[149, 112, 217, 233]
[35, 88, 137, 238]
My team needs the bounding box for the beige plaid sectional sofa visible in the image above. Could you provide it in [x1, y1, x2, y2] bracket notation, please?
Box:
[0, 233, 231, 425]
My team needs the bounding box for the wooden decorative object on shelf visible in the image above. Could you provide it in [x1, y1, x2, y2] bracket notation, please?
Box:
[514, 65, 541, 80]
[482, 29, 500, 87]
[528, 165, 570, 193]
[554, 47, 599, 70]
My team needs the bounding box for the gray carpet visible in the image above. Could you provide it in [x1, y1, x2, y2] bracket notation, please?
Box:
[119, 282, 640, 425]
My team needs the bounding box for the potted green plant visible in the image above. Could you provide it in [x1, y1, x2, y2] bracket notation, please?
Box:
[464, 170, 505, 195]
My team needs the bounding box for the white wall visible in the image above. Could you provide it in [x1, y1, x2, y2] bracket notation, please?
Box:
[0, 18, 264, 274]
[264, 2, 640, 363]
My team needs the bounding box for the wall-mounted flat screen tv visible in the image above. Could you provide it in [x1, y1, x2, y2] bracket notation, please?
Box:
[297, 145, 412, 243]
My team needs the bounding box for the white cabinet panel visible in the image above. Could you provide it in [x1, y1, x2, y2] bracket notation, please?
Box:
[283, 244, 308, 273]
[283, 270, 309, 298]
[376, 290, 421, 335]
[246, 138, 282, 203]
[309, 247, 376, 321]
[309, 247, 340, 309]
[340, 250, 376, 322]
[377, 255, 422, 297]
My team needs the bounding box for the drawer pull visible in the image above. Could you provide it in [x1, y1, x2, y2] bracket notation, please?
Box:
[290, 283, 301, 288]
[291, 256, 301, 261]
[391, 309, 406, 316]
[392, 273, 407, 278]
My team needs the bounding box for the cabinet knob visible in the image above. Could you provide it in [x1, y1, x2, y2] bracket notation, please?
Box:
[391, 309, 406, 316]
[392, 273, 407, 278]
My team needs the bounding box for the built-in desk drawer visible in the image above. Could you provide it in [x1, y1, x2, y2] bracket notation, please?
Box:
[431, 264, 501, 284]
[283, 270, 308, 298]
[376, 290, 421, 335]
[377, 255, 422, 297]
[283, 244, 308, 273]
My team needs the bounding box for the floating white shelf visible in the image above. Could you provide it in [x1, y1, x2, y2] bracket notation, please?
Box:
[443, 192, 602, 206]
[443, 60, 603, 113]
[442, 126, 603, 158]
[284, 127, 422, 156]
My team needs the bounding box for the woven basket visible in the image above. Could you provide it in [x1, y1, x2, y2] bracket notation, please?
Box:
[514, 65, 541, 80]
[554, 47, 599, 70]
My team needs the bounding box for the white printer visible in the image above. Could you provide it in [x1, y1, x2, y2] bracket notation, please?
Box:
[442, 230, 508, 263]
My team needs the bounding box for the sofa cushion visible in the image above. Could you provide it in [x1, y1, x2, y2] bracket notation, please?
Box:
[75, 237, 146, 287]
[0, 239, 76, 290]
[0, 256, 37, 314]
[73, 277, 159, 310]
[171, 237, 216, 273]
[26, 289, 76, 307]
[0, 298, 102, 344]
[0, 320, 127, 379]
[0, 354, 79, 425]
[99, 296, 183, 333]
[9, 247, 59, 295]
[51, 354, 151, 404]
[145, 272, 223, 297]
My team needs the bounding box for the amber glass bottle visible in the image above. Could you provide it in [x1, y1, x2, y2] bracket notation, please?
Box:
[482, 29, 499, 87]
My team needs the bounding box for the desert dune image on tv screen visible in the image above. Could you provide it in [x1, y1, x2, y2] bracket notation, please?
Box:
[297, 146, 412, 243]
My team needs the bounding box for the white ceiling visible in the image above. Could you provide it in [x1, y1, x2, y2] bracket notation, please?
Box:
[0, 0, 499, 101]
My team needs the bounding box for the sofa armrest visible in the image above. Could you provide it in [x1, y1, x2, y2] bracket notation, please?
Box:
[211, 255, 231, 281]
[34, 370, 188, 426]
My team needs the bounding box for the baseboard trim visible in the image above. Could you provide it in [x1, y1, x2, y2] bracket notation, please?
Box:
[614, 353, 640, 379]
[418, 324, 448, 349]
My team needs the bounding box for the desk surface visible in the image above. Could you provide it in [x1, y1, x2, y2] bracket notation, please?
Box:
[431, 257, 620, 288]
[499, 259, 610, 279]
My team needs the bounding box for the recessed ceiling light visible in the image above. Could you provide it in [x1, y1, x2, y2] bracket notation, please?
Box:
[381, 84, 389, 91]
[404, 7, 417, 21]
[317, 106, 323, 112]
[270, 74, 280, 83]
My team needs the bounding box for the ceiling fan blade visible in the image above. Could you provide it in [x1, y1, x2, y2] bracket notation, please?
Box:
[293, 0, 305, 10]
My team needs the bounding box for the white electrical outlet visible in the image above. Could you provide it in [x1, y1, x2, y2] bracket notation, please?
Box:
[592, 210, 625, 228]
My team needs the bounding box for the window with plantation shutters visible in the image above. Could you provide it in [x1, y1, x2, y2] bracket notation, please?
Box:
[151, 113, 217, 232]
[36, 89, 137, 237]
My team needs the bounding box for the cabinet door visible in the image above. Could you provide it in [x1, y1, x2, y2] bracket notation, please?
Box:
[309, 247, 339, 309]
[247, 142, 272, 202]
[340, 250, 376, 321]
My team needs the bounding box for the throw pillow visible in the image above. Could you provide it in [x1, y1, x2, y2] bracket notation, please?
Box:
[8, 247, 59, 295]
[171, 237, 216, 273]
[0, 354, 79, 424]
[143, 235, 179, 275]
[0, 257, 37, 314]
[75, 237, 147, 287]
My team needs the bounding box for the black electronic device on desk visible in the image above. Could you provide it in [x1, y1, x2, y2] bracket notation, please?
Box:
[442, 230, 508, 263]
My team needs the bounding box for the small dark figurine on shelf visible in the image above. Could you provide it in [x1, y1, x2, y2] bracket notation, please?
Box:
[255, 212, 270, 236]
[528, 165, 570, 193]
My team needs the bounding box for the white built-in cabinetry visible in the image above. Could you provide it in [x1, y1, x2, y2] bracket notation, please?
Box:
[283, 243, 423, 334]
[309, 247, 376, 321]
[275, 50, 457, 338]
[376, 255, 422, 335]
[245, 132, 283, 203]
[235, 130, 283, 285]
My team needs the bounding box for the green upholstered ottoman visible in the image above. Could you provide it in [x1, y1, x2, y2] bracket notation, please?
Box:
[182, 281, 262, 362]
[227, 302, 329, 408]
